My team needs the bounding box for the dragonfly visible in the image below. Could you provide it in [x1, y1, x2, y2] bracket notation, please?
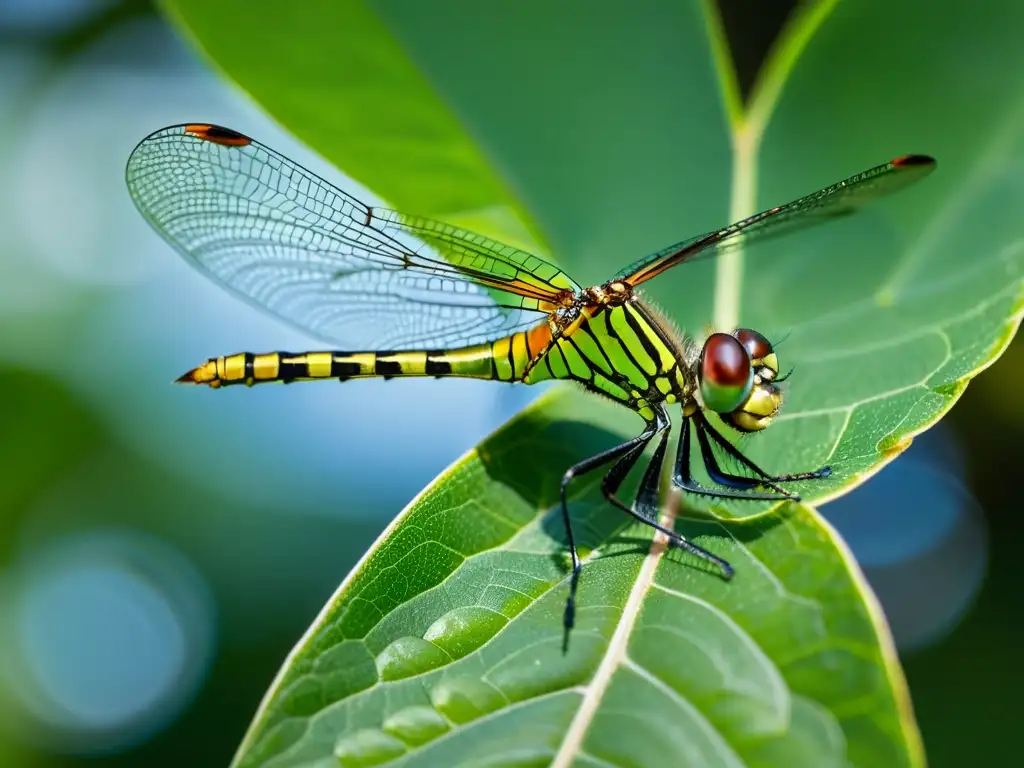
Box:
[126, 123, 935, 630]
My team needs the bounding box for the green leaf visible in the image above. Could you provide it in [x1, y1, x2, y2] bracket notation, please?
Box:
[230, 390, 918, 767]
[728, 0, 1024, 508]
[158, 0, 1024, 765]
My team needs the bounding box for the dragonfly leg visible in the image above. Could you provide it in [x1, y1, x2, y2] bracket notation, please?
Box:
[559, 420, 660, 631]
[673, 416, 788, 501]
[695, 409, 832, 484]
[693, 415, 794, 496]
[599, 408, 735, 581]
[631, 420, 672, 519]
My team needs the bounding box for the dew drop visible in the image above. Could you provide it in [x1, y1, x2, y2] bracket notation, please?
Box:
[382, 705, 450, 746]
[333, 728, 406, 767]
[429, 677, 505, 724]
[375, 636, 449, 681]
[423, 606, 507, 659]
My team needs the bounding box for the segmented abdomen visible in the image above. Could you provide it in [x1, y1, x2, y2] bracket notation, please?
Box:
[177, 303, 689, 418]
[178, 321, 555, 388]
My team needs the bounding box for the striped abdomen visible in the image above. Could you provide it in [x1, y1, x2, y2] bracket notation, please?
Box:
[178, 322, 555, 388]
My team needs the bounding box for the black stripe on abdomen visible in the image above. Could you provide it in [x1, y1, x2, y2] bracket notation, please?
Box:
[278, 356, 303, 383]
[374, 358, 403, 378]
[331, 358, 362, 379]
[425, 351, 453, 376]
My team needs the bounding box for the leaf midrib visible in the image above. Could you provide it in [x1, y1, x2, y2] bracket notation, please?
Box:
[711, 0, 842, 332]
[551, 504, 678, 765]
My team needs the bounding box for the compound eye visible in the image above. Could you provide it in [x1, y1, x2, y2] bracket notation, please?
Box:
[734, 328, 772, 359]
[734, 328, 779, 381]
[699, 333, 754, 413]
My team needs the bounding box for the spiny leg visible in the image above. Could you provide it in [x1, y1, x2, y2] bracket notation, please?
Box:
[694, 409, 832, 484]
[559, 423, 660, 631]
[673, 415, 785, 501]
[599, 408, 735, 580]
[693, 415, 793, 496]
[595, 409, 670, 524]
[633, 425, 671, 518]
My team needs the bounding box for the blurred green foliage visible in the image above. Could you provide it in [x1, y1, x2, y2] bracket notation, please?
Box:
[0, 370, 100, 557]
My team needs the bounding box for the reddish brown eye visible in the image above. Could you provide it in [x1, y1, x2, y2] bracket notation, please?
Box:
[702, 334, 750, 385]
[699, 333, 754, 413]
[734, 328, 773, 360]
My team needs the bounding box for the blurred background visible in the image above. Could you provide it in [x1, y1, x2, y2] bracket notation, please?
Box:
[0, 0, 1019, 765]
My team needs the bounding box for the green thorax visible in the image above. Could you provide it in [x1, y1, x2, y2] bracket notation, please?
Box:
[525, 298, 694, 411]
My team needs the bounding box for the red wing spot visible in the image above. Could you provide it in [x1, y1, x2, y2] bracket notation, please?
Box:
[891, 154, 936, 168]
[184, 124, 252, 147]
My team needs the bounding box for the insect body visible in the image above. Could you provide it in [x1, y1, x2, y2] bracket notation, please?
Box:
[127, 123, 935, 629]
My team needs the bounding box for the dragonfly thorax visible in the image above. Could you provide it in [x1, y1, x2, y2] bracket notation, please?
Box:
[583, 280, 633, 306]
[526, 293, 696, 418]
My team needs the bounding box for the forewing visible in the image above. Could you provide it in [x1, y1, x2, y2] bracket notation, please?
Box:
[618, 154, 936, 286]
[126, 124, 577, 350]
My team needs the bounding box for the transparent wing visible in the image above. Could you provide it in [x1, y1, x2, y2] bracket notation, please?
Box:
[618, 154, 936, 286]
[126, 124, 579, 350]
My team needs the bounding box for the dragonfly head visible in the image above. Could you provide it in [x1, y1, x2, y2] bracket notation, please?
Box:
[698, 329, 783, 432]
